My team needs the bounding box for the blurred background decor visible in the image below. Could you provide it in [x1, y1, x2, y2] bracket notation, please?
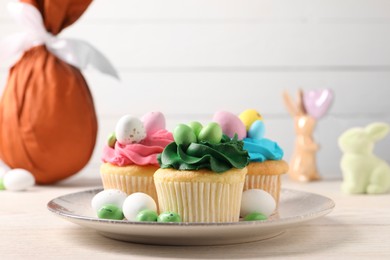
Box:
[339, 122, 390, 194]
[0, 0, 117, 184]
[283, 89, 333, 182]
[1, 0, 389, 181]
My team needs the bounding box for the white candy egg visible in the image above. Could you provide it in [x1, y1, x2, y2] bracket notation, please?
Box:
[240, 189, 276, 217]
[115, 115, 146, 145]
[3, 169, 35, 191]
[122, 192, 157, 221]
[91, 189, 128, 212]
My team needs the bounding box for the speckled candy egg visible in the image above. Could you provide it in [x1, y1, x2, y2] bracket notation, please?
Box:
[3, 169, 35, 191]
[212, 111, 246, 139]
[157, 212, 181, 223]
[115, 115, 146, 145]
[97, 204, 124, 220]
[91, 189, 128, 212]
[240, 189, 276, 217]
[141, 111, 166, 135]
[122, 192, 157, 221]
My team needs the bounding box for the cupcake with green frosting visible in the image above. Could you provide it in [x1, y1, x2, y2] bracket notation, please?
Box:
[154, 122, 249, 223]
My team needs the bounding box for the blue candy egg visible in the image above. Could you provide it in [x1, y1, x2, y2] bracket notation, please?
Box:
[248, 120, 265, 140]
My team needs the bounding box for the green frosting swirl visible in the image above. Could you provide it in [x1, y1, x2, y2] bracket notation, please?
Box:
[158, 135, 249, 173]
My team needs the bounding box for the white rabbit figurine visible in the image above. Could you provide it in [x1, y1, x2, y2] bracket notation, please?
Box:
[338, 122, 390, 194]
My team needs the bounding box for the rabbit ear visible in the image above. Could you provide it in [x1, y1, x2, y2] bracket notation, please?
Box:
[338, 127, 361, 148]
[283, 91, 301, 117]
[296, 89, 307, 115]
[364, 122, 390, 142]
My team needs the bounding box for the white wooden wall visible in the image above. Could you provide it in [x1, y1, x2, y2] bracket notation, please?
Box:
[1, 0, 390, 180]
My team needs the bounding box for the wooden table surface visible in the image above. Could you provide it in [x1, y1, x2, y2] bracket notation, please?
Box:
[1, 177, 389, 259]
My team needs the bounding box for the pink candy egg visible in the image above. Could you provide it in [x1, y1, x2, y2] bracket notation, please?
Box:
[212, 111, 247, 139]
[141, 111, 166, 135]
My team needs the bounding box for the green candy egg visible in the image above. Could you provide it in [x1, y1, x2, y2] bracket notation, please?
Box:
[187, 121, 203, 138]
[107, 132, 117, 148]
[136, 209, 158, 222]
[97, 204, 124, 220]
[157, 212, 181, 223]
[0, 178, 5, 190]
[198, 122, 223, 144]
[244, 212, 267, 221]
[173, 124, 197, 146]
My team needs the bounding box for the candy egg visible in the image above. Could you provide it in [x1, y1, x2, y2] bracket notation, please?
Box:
[136, 209, 158, 222]
[115, 115, 146, 145]
[141, 111, 166, 135]
[97, 204, 124, 220]
[187, 121, 203, 137]
[244, 212, 267, 221]
[107, 132, 116, 148]
[91, 189, 127, 212]
[3, 169, 35, 191]
[0, 178, 5, 190]
[122, 192, 157, 221]
[173, 124, 197, 146]
[213, 111, 246, 140]
[0, 167, 6, 190]
[239, 109, 263, 131]
[248, 120, 266, 140]
[198, 122, 223, 144]
[240, 189, 276, 217]
[157, 212, 181, 223]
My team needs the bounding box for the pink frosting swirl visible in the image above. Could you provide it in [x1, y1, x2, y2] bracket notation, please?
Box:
[102, 129, 173, 166]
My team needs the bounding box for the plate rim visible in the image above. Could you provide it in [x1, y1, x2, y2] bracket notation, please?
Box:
[47, 188, 335, 228]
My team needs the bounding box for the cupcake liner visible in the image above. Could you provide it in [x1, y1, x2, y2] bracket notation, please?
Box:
[101, 172, 158, 202]
[155, 181, 244, 222]
[244, 174, 281, 206]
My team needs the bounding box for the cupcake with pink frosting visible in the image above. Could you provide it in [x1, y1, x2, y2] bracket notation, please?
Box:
[100, 112, 173, 202]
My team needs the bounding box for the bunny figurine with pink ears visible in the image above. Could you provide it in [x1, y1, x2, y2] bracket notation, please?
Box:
[338, 122, 390, 194]
[283, 88, 333, 182]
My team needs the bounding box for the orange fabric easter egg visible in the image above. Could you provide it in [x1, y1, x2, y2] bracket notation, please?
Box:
[0, 0, 97, 184]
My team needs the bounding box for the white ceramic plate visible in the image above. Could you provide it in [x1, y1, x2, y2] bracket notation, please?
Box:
[47, 189, 334, 246]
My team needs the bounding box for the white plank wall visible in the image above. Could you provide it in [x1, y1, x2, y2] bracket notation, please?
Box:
[0, 0, 389, 180]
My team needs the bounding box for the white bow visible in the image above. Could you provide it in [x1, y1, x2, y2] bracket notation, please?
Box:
[0, 1, 119, 79]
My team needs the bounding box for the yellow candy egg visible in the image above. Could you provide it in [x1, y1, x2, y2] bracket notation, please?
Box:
[239, 109, 263, 131]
